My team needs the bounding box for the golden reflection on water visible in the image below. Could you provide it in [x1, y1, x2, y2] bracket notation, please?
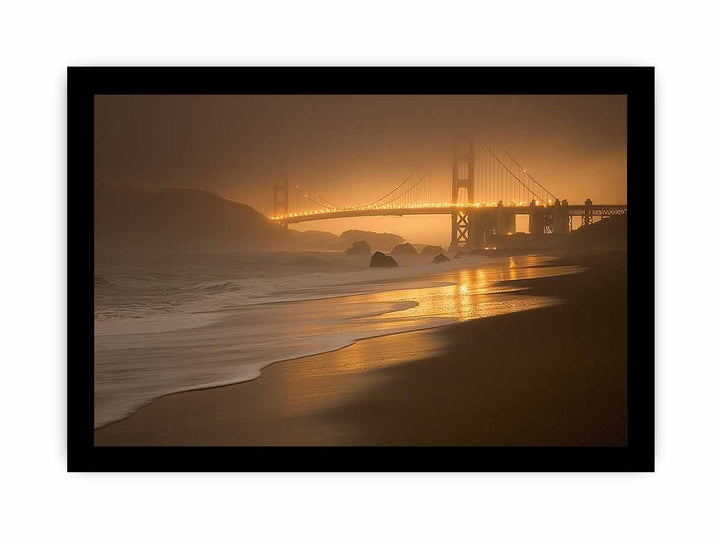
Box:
[352, 259, 584, 325]
[273, 256, 586, 420]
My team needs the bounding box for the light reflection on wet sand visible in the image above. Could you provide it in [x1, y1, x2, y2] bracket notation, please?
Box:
[268, 258, 587, 418]
[270, 329, 450, 422]
[346, 257, 584, 326]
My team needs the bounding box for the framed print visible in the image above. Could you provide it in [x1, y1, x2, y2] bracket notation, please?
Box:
[68, 67, 654, 471]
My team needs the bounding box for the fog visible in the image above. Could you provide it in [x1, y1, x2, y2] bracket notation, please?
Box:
[95, 94, 626, 245]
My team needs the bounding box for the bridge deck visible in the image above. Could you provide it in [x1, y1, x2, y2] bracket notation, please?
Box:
[271, 204, 628, 224]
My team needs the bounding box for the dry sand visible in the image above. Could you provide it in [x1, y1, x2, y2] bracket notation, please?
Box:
[95, 251, 627, 446]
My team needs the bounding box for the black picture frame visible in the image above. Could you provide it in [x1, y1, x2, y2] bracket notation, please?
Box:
[68, 67, 654, 472]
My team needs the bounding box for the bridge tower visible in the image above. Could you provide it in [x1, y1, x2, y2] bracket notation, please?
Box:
[273, 178, 289, 226]
[273, 178, 289, 229]
[450, 137, 475, 249]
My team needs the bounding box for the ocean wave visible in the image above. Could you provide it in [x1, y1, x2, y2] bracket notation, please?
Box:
[94, 252, 521, 325]
[94, 254, 583, 428]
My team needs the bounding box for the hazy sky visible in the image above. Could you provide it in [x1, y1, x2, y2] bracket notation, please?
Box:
[95, 94, 626, 245]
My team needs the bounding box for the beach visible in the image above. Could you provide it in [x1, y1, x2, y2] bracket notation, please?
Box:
[95, 250, 627, 446]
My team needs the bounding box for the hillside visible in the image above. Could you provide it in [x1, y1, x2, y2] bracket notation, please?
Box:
[563, 214, 627, 251]
[95, 186, 421, 255]
[95, 186, 288, 252]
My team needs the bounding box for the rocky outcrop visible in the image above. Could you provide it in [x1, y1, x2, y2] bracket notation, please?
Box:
[345, 240, 371, 256]
[390, 243, 417, 255]
[420, 245, 444, 256]
[431, 254, 450, 264]
[369, 251, 399, 268]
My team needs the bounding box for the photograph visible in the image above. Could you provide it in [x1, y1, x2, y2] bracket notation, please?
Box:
[10, 1, 720, 536]
[68, 67, 653, 470]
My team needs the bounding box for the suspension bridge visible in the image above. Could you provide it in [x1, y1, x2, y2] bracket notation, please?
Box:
[270, 137, 627, 249]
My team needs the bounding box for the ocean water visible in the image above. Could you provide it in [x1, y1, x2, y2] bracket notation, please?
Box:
[94, 251, 584, 428]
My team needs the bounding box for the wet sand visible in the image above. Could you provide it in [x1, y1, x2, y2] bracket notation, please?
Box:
[95, 251, 627, 446]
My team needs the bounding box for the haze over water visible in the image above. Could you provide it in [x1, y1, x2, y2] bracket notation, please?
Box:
[95, 95, 627, 246]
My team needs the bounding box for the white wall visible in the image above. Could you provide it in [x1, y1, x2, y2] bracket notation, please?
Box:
[1, 1, 717, 539]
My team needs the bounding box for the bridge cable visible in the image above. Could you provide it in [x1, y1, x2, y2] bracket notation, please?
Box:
[477, 139, 547, 203]
[490, 137, 558, 202]
[379, 174, 429, 207]
[361, 170, 417, 208]
[296, 182, 339, 208]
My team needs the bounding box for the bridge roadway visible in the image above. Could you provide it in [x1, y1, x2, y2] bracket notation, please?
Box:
[270, 203, 628, 224]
